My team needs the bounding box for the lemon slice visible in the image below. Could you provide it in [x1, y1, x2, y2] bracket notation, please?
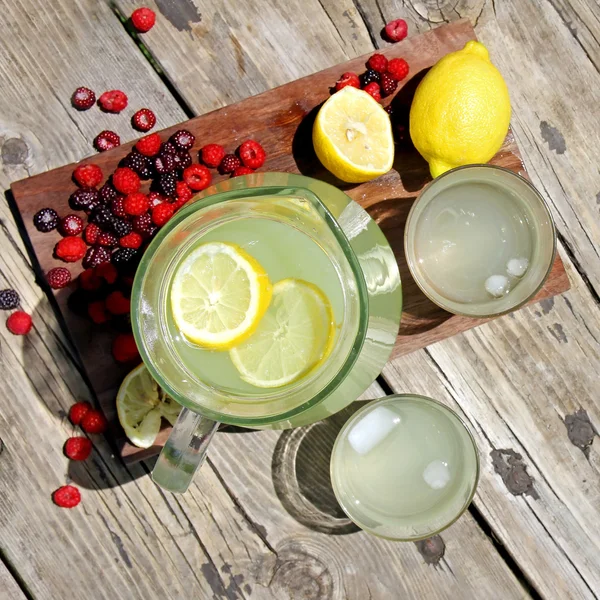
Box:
[117, 363, 181, 448]
[171, 242, 272, 349]
[230, 279, 335, 388]
[313, 86, 394, 183]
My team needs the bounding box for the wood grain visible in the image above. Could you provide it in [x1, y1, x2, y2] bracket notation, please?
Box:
[0, 561, 26, 600]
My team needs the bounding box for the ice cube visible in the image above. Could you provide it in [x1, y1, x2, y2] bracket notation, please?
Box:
[348, 406, 400, 455]
[507, 257, 529, 278]
[423, 460, 451, 490]
[485, 274, 509, 298]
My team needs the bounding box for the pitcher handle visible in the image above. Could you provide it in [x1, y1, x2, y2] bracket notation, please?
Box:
[152, 407, 219, 493]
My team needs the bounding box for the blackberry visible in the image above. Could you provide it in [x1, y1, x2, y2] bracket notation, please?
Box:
[111, 247, 140, 270]
[99, 182, 118, 204]
[90, 205, 113, 228]
[153, 153, 175, 174]
[82, 245, 111, 269]
[361, 69, 380, 86]
[70, 187, 99, 212]
[380, 72, 398, 97]
[160, 141, 177, 156]
[170, 129, 195, 150]
[173, 151, 192, 171]
[111, 196, 127, 219]
[132, 212, 153, 236]
[33, 208, 59, 232]
[0, 289, 19, 310]
[158, 172, 177, 197]
[111, 218, 133, 237]
[122, 152, 153, 179]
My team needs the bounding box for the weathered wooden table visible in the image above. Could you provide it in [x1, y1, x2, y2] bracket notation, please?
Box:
[1, 1, 598, 598]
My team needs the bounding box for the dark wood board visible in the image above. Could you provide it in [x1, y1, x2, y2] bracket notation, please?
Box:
[10, 19, 570, 462]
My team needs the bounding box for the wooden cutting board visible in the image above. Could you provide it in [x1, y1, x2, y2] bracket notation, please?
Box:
[10, 19, 570, 462]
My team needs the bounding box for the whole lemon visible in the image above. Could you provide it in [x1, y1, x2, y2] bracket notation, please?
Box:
[409, 41, 511, 178]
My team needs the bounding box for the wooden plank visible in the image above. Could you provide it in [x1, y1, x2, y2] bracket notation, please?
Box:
[0, 561, 27, 600]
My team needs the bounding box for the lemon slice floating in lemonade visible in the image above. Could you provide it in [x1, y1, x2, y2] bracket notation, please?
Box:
[230, 278, 335, 388]
[117, 363, 181, 448]
[171, 242, 273, 349]
[313, 86, 394, 183]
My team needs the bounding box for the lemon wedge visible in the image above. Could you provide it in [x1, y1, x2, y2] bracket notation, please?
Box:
[171, 242, 272, 349]
[313, 86, 394, 183]
[116, 363, 181, 448]
[230, 279, 335, 388]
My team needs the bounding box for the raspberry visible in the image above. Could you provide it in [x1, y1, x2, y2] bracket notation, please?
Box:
[363, 82, 381, 102]
[238, 140, 266, 169]
[83, 245, 111, 269]
[232, 166, 254, 177]
[59, 214, 84, 237]
[110, 196, 127, 219]
[112, 333, 140, 363]
[79, 268, 102, 291]
[122, 152, 153, 179]
[106, 290, 131, 315]
[173, 151, 192, 171]
[64, 437, 92, 461]
[387, 58, 409, 81]
[380, 72, 398, 97]
[148, 191, 165, 208]
[133, 212, 153, 236]
[0, 289, 19, 310]
[88, 300, 109, 324]
[384, 19, 408, 43]
[111, 218, 133, 238]
[90, 205, 113, 228]
[111, 247, 139, 269]
[52, 485, 81, 508]
[55, 237, 87, 262]
[46, 267, 71, 289]
[170, 129, 195, 150]
[183, 164, 211, 191]
[85, 222, 102, 244]
[98, 90, 128, 113]
[72, 87, 95, 110]
[132, 108, 156, 131]
[131, 7, 156, 32]
[94, 262, 118, 285]
[70, 188, 99, 212]
[73, 164, 103, 188]
[81, 409, 108, 434]
[94, 130, 120, 152]
[335, 71, 360, 92]
[124, 192, 149, 216]
[112, 167, 140, 194]
[200, 143, 225, 168]
[136, 133, 162, 157]
[119, 232, 143, 249]
[97, 231, 118, 247]
[367, 53, 388, 73]
[158, 172, 177, 197]
[175, 181, 192, 202]
[173, 198, 187, 211]
[219, 154, 241, 174]
[6, 311, 32, 335]
[152, 203, 174, 226]
[361, 69, 380, 86]
[99, 182, 118, 204]
[153, 153, 175, 174]
[33, 208, 59, 232]
[69, 401, 92, 425]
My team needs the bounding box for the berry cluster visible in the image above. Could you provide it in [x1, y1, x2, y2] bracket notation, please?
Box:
[1, 288, 33, 336]
[198, 139, 266, 178]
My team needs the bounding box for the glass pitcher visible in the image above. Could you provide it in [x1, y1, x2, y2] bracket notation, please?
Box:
[131, 173, 402, 493]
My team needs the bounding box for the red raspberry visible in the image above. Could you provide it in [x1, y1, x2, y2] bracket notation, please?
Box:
[131, 7, 156, 32]
[84, 223, 101, 245]
[112, 333, 140, 363]
[81, 409, 108, 434]
[55, 237, 87, 262]
[98, 90, 128, 113]
[367, 53, 388, 73]
[132, 108, 156, 131]
[232, 166, 254, 177]
[148, 191, 166, 208]
[79, 269, 102, 291]
[219, 154, 241, 174]
[124, 192, 149, 216]
[136, 132, 161, 157]
[88, 300, 109, 324]
[384, 19, 408, 43]
[380, 72, 398, 97]
[113, 167, 140, 194]
[175, 181, 192, 202]
[200, 143, 225, 168]
[52, 485, 81, 508]
[238, 140, 266, 169]
[94, 262, 118, 285]
[119, 232, 143, 249]
[111, 196, 127, 219]
[69, 401, 92, 425]
[73, 164, 103, 188]
[94, 130, 120, 152]
[59, 214, 84, 237]
[335, 72, 360, 91]
[64, 437, 92, 461]
[183, 164, 211, 191]
[387, 58, 409, 81]
[72, 87, 95, 110]
[6, 311, 32, 335]
[363, 82, 382, 102]
[173, 198, 188, 211]
[151, 203, 174, 226]
[106, 291, 131, 315]
[97, 231, 118, 247]
[46, 267, 71, 289]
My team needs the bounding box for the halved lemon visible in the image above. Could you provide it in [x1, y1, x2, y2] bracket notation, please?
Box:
[116, 363, 181, 448]
[313, 86, 394, 183]
[230, 278, 335, 388]
[171, 242, 272, 349]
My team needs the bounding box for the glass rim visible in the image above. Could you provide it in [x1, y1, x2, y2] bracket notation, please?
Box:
[404, 164, 557, 319]
[330, 393, 481, 542]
